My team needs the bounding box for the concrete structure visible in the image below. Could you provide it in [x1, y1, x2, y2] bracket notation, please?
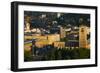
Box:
[31, 28, 41, 33]
[33, 35, 47, 40]
[35, 40, 50, 48]
[25, 23, 31, 33]
[60, 26, 66, 38]
[47, 34, 60, 44]
[79, 25, 88, 48]
[53, 41, 65, 48]
[34, 34, 60, 48]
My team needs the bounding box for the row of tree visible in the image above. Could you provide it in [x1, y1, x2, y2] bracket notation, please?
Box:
[42, 48, 90, 60]
[24, 47, 90, 61]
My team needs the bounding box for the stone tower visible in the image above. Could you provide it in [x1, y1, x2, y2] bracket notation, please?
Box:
[26, 22, 30, 32]
[79, 25, 87, 48]
[60, 26, 66, 38]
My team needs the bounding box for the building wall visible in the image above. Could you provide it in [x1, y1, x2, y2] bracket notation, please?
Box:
[34, 34, 60, 48]
[25, 22, 31, 32]
[79, 25, 88, 48]
[60, 26, 66, 38]
[47, 34, 60, 44]
[35, 40, 50, 48]
[33, 35, 47, 40]
[53, 41, 65, 48]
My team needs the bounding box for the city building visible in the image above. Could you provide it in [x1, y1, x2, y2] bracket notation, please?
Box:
[35, 40, 50, 48]
[31, 28, 41, 33]
[33, 35, 47, 41]
[65, 40, 79, 48]
[34, 34, 60, 48]
[25, 22, 31, 33]
[60, 26, 66, 38]
[79, 25, 88, 48]
[47, 34, 60, 44]
[53, 41, 65, 48]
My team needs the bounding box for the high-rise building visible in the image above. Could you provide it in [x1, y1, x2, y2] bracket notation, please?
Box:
[79, 25, 88, 48]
